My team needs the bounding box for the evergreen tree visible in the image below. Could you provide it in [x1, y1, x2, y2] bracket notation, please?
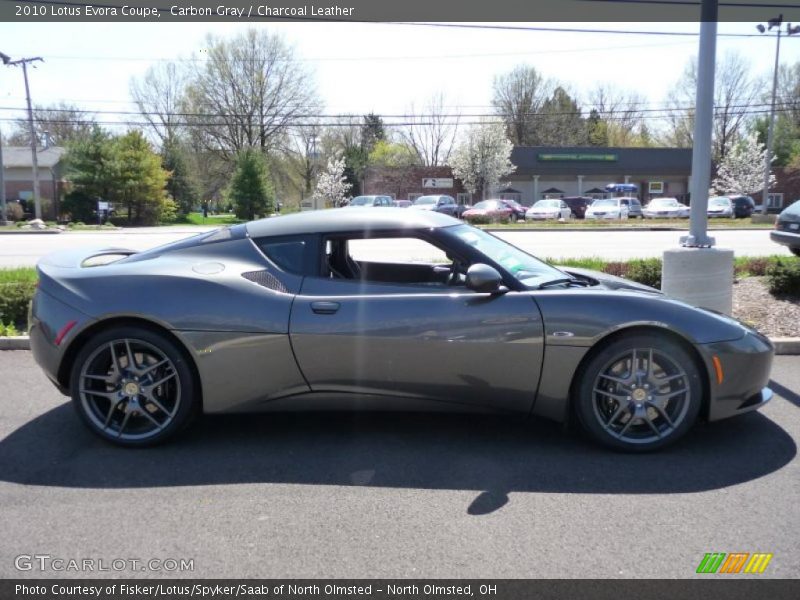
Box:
[162, 139, 200, 216]
[227, 149, 275, 220]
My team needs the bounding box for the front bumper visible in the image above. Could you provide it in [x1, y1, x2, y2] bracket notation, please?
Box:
[698, 329, 774, 421]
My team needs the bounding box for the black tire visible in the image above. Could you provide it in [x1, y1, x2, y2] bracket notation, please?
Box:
[69, 326, 199, 447]
[573, 333, 703, 452]
[790, 247, 800, 257]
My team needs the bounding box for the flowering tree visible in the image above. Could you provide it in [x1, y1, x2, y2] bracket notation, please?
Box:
[711, 134, 775, 196]
[448, 122, 516, 200]
[312, 157, 352, 207]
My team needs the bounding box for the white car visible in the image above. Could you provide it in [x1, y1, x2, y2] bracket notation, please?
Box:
[525, 199, 571, 220]
[708, 196, 735, 218]
[585, 198, 631, 220]
[642, 197, 690, 219]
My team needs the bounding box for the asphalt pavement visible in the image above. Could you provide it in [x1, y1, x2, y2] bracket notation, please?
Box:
[0, 227, 791, 267]
[1, 351, 798, 578]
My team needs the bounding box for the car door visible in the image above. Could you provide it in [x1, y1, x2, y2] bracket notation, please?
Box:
[560, 201, 570, 219]
[288, 233, 545, 413]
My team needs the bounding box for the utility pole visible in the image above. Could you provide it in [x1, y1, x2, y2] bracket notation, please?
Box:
[2, 54, 44, 220]
[757, 18, 800, 214]
[0, 126, 6, 224]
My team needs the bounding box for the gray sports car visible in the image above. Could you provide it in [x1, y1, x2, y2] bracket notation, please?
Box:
[30, 209, 774, 451]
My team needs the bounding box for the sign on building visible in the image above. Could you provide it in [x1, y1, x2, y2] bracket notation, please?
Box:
[538, 153, 618, 162]
[422, 178, 453, 188]
[648, 181, 664, 194]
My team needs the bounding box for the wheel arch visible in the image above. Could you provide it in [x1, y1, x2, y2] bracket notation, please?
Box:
[567, 324, 711, 422]
[57, 317, 203, 409]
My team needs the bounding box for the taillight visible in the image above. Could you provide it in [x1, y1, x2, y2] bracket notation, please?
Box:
[54, 320, 78, 346]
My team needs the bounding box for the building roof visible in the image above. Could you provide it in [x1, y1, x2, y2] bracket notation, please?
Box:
[246, 207, 460, 238]
[2, 146, 66, 169]
[511, 146, 693, 176]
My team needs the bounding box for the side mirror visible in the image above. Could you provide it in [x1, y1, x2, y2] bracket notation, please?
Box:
[466, 263, 507, 294]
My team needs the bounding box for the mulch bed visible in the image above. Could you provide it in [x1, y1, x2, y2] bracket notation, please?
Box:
[732, 277, 800, 338]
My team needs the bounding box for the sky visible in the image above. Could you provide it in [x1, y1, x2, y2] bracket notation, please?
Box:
[0, 20, 799, 138]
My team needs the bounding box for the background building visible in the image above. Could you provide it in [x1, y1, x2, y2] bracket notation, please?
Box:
[1, 146, 66, 219]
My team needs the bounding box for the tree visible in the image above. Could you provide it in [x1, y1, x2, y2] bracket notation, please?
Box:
[361, 113, 385, 154]
[448, 122, 516, 200]
[130, 61, 189, 146]
[400, 93, 459, 166]
[537, 86, 586, 146]
[162, 139, 200, 215]
[111, 131, 173, 225]
[312, 157, 352, 207]
[587, 85, 650, 147]
[64, 125, 117, 200]
[367, 140, 418, 168]
[491, 65, 553, 145]
[8, 102, 95, 146]
[183, 29, 317, 158]
[227, 149, 275, 220]
[711, 134, 775, 196]
[586, 109, 609, 147]
[663, 52, 760, 161]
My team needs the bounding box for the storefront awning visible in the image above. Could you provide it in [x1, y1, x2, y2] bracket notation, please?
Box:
[542, 187, 564, 194]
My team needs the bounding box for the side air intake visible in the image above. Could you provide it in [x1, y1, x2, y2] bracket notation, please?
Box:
[241, 270, 287, 293]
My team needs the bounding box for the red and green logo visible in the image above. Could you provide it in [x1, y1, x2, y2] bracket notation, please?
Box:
[696, 553, 773, 574]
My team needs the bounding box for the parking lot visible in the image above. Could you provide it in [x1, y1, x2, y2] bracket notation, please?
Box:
[1, 350, 798, 578]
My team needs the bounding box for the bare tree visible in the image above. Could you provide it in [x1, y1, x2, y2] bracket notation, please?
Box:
[491, 65, 554, 145]
[183, 29, 318, 159]
[588, 85, 648, 147]
[662, 52, 760, 160]
[8, 102, 95, 146]
[400, 93, 459, 166]
[130, 61, 189, 147]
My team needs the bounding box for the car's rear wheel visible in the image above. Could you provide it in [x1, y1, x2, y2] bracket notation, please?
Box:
[790, 247, 800, 257]
[70, 326, 198, 447]
[574, 334, 702, 452]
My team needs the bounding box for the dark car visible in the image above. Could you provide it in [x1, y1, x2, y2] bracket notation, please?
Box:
[412, 195, 465, 218]
[770, 199, 800, 256]
[731, 195, 756, 218]
[561, 196, 592, 219]
[30, 208, 774, 451]
[500, 199, 527, 222]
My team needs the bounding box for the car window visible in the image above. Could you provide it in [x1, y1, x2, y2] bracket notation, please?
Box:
[255, 238, 307, 274]
[783, 200, 800, 216]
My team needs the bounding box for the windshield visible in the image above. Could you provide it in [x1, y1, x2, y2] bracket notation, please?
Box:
[534, 200, 560, 208]
[592, 199, 618, 207]
[414, 196, 437, 205]
[649, 198, 679, 207]
[445, 224, 565, 287]
[710, 197, 731, 206]
[350, 196, 374, 206]
[473, 200, 499, 210]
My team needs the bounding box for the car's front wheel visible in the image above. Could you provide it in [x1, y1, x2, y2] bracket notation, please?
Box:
[70, 326, 198, 447]
[791, 247, 800, 257]
[574, 333, 702, 452]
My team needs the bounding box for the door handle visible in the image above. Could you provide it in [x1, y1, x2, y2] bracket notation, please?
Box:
[311, 301, 340, 315]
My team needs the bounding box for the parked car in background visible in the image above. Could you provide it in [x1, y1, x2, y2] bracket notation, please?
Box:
[730, 195, 756, 218]
[561, 196, 592, 219]
[462, 200, 514, 223]
[642, 197, 690, 219]
[349, 195, 394, 207]
[393, 200, 412, 208]
[585, 197, 642, 220]
[412, 195, 465, 218]
[525, 199, 572, 221]
[500, 199, 527, 222]
[707, 196, 735, 218]
[770, 199, 800, 256]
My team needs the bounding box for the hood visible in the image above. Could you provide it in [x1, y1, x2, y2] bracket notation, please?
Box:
[557, 266, 662, 294]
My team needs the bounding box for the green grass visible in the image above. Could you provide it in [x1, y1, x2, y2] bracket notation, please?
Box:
[176, 213, 245, 226]
[0, 267, 37, 284]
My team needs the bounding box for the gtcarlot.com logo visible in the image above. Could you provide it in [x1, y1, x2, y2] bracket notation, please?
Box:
[696, 552, 773, 574]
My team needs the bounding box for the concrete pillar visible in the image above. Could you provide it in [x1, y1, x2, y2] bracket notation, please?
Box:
[577, 175, 584, 196]
[532, 175, 539, 203]
[624, 175, 631, 184]
[662, 248, 735, 314]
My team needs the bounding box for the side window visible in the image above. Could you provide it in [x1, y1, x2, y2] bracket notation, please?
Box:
[255, 238, 308, 275]
[621, 199, 629, 206]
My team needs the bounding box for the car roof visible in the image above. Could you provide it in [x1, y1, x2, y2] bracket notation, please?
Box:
[246, 207, 460, 237]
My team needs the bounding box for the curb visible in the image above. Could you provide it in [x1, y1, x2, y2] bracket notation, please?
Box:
[0, 229, 64, 235]
[483, 227, 773, 233]
[3, 335, 800, 354]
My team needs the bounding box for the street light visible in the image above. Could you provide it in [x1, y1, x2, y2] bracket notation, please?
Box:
[756, 16, 800, 215]
[1, 52, 44, 220]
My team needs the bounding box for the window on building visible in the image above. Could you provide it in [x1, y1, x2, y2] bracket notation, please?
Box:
[768, 193, 784, 209]
[499, 192, 522, 202]
[456, 193, 472, 206]
[408, 193, 423, 202]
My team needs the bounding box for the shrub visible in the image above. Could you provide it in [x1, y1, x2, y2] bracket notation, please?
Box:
[626, 258, 662, 289]
[4, 202, 24, 222]
[603, 261, 629, 278]
[766, 259, 800, 296]
[61, 190, 97, 223]
[465, 215, 491, 225]
[0, 280, 35, 329]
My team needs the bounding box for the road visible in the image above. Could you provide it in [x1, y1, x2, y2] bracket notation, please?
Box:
[1, 351, 798, 578]
[0, 227, 791, 267]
